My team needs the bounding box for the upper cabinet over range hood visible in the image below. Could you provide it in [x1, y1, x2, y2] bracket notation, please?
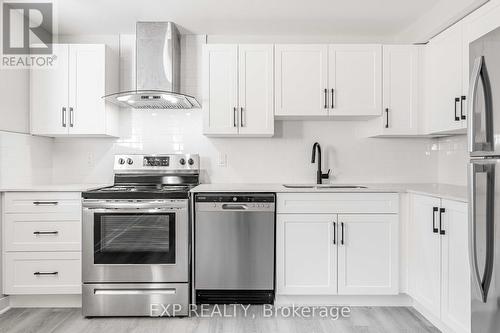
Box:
[103, 22, 201, 109]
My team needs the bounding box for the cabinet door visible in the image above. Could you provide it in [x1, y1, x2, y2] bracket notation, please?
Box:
[337, 214, 398, 295]
[425, 22, 466, 133]
[381, 45, 420, 135]
[276, 214, 337, 295]
[440, 199, 470, 333]
[329, 44, 382, 116]
[238, 45, 274, 136]
[410, 195, 442, 315]
[30, 44, 69, 136]
[68, 44, 106, 135]
[203, 44, 239, 135]
[275, 44, 328, 116]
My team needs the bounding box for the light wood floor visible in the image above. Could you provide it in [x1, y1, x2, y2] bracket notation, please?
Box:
[0, 306, 439, 333]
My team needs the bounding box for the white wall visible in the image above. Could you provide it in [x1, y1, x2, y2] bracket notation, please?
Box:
[0, 132, 54, 187]
[49, 34, 441, 185]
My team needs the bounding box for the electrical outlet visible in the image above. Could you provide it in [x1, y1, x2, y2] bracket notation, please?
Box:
[87, 153, 95, 167]
[217, 152, 227, 168]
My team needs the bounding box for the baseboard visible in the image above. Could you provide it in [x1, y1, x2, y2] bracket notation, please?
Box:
[413, 300, 452, 333]
[0, 296, 10, 314]
[9, 294, 81, 308]
[274, 294, 413, 307]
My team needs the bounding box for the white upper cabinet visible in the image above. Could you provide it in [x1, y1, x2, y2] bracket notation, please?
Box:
[30, 44, 70, 136]
[30, 44, 119, 137]
[203, 44, 274, 137]
[379, 45, 421, 135]
[337, 214, 398, 295]
[203, 44, 239, 136]
[275, 44, 382, 118]
[424, 21, 467, 134]
[238, 45, 274, 136]
[274, 44, 328, 117]
[329, 44, 382, 116]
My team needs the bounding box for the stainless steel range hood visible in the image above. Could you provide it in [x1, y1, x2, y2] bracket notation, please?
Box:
[103, 22, 201, 109]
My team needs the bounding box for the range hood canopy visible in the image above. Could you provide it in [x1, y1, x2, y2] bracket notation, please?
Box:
[103, 22, 201, 109]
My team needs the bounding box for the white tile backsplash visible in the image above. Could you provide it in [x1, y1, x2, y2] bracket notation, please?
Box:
[51, 111, 440, 184]
[437, 135, 468, 186]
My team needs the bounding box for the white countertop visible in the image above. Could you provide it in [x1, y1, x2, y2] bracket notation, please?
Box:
[191, 183, 467, 202]
[0, 183, 111, 192]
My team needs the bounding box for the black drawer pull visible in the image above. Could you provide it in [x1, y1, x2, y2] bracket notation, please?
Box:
[34, 271, 58, 276]
[33, 231, 59, 235]
[33, 201, 58, 206]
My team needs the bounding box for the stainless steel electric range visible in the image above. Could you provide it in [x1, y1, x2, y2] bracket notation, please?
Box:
[81, 154, 199, 317]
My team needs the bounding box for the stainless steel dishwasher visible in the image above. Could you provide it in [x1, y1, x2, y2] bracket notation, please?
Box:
[194, 193, 275, 304]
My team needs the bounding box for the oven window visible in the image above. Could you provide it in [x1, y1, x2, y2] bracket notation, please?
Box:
[94, 213, 176, 264]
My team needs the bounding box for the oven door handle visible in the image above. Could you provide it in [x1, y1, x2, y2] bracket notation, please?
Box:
[94, 289, 176, 295]
[83, 208, 184, 214]
[83, 202, 186, 210]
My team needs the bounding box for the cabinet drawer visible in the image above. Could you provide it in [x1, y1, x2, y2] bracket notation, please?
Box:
[3, 192, 81, 214]
[3, 214, 81, 252]
[277, 193, 399, 214]
[3, 252, 81, 294]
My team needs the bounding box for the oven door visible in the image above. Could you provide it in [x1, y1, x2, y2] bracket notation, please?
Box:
[82, 200, 188, 283]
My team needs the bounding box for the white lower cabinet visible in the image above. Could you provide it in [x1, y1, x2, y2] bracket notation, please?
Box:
[2, 192, 82, 295]
[337, 214, 398, 295]
[410, 194, 470, 333]
[3, 252, 81, 295]
[277, 214, 337, 295]
[276, 193, 399, 296]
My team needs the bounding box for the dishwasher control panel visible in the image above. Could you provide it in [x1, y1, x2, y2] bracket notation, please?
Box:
[195, 193, 275, 212]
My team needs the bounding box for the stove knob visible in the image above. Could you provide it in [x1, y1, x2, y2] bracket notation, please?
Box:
[179, 158, 186, 165]
[118, 158, 125, 165]
[126, 158, 133, 165]
[188, 158, 194, 166]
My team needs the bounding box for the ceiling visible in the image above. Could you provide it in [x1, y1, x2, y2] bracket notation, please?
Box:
[54, 0, 479, 41]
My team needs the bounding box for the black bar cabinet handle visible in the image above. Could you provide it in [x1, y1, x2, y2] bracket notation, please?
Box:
[331, 89, 335, 108]
[461, 95, 466, 120]
[33, 231, 59, 235]
[385, 108, 389, 128]
[439, 208, 446, 235]
[454, 97, 460, 121]
[341, 222, 344, 245]
[33, 201, 58, 206]
[333, 222, 336, 245]
[432, 207, 439, 233]
[34, 271, 58, 276]
[324, 89, 328, 109]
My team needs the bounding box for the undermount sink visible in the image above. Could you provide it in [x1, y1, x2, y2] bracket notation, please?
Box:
[283, 184, 367, 189]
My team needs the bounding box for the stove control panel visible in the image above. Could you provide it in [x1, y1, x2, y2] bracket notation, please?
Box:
[114, 154, 199, 172]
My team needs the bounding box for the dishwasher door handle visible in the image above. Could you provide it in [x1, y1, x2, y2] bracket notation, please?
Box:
[221, 204, 248, 210]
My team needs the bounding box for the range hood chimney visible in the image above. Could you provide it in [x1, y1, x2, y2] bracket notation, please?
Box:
[103, 22, 201, 109]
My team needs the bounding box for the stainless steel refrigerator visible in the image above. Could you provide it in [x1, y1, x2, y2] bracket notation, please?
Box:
[468, 25, 500, 333]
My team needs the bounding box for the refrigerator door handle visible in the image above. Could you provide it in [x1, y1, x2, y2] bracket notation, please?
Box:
[469, 162, 496, 303]
[468, 56, 494, 154]
[469, 162, 486, 302]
